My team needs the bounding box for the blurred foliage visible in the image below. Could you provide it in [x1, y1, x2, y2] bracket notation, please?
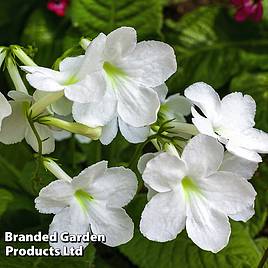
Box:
[0, 0, 268, 267]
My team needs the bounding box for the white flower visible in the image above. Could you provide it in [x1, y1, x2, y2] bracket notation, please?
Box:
[139, 134, 256, 253]
[0, 91, 55, 154]
[184, 82, 268, 162]
[35, 161, 137, 250]
[21, 55, 105, 104]
[72, 26, 177, 128]
[0, 92, 12, 130]
[75, 84, 190, 145]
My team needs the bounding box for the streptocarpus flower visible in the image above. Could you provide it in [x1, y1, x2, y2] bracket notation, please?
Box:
[0, 92, 11, 130]
[22, 27, 176, 127]
[0, 91, 55, 154]
[71, 26, 177, 128]
[47, 0, 69, 17]
[231, 0, 263, 22]
[35, 160, 137, 250]
[139, 134, 256, 253]
[184, 82, 268, 162]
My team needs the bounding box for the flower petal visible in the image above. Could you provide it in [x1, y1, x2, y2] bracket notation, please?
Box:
[229, 205, 255, 222]
[72, 161, 107, 190]
[140, 190, 186, 242]
[200, 171, 256, 216]
[234, 128, 268, 153]
[75, 134, 91, 144]
[0, 92, 11, 130]
[72, 89, 117, 127]
[143, 152, 186, 192]
[220, 152, 258, 180]
[49, 201, 90, 252]
[104, 27, 137, 60]
[121, 41, 177, 88]
[88, 202, 134, 247]
[119, 117, 150, 143]
[219, 92, 256, 132]
[186, 195, 231, 253]
[87, 166, 137, 207]
[51, 96, 72, 116]
[100, 117, 118, 145]
[59, 55, 84, 73]
[25, 123, 55, 154]
[182, 134, 224, 179]
[153, 84, 168, 103]
[53, 130, 71, 141]
[184, 82, 221, 121]
[65, 72, 106, 103]
[8, 90, 32, 102]
[0, 101, 27, 144]
[226, 141, 262, 162]
[22, 66, 65, 92]
[164, 93, 191, 117]
[138, 153, 158, 174]
[137, 154, 163, 201]
[191, 107, 218, 138]
[78, 33, 106, 76]
[35, 180, 74, 214]
[117, 83, 160, 127]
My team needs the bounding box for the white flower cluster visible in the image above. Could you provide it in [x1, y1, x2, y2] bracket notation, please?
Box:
[0, 27, 267, 254]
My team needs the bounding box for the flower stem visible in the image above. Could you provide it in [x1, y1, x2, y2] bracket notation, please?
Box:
[30, 91, 64, 118]
[38, 116, 102, 140]
[26, 114, 43, 192]
[6, 57, 28, 94]
[258, 247, 268, 268]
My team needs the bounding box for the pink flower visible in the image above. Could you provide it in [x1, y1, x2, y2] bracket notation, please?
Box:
[47, 0, 69, 17]
[231, 0, 263, 22]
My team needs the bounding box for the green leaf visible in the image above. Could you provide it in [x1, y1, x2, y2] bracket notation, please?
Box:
[21, 9, 68, 66]
[247, 163, 268, 237]
[0, 241, 96, 268]
[164, 6, 268, 92]
[68, 0, 164, 39]
[0, 0, 37, 44]
[120, 195, 263, 268]
[0, 143, 32, 190]
[230, 71, 268, 132]
[0, 189, 13, 216]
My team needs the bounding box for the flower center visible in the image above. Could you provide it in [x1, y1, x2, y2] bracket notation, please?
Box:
[181, 176, 200, 199]
[103, 61, 126, 87]
[63, 75, 79, 86]
[75, 189, 93, 211]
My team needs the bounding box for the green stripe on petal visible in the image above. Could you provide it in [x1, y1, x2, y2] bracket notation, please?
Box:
[75, 189, 94, 211]
[181, 176, 201, 199]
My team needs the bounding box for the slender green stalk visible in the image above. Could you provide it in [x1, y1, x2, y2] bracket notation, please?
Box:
[38, 116, 102, 140]
[6, 57, 28, 93]
[43, 158, 72, 182]
[26, 115, 43, 192]
[11, 45, 37, 66]
[30, 91, 64, 118]
[258, 247, 268, 268]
